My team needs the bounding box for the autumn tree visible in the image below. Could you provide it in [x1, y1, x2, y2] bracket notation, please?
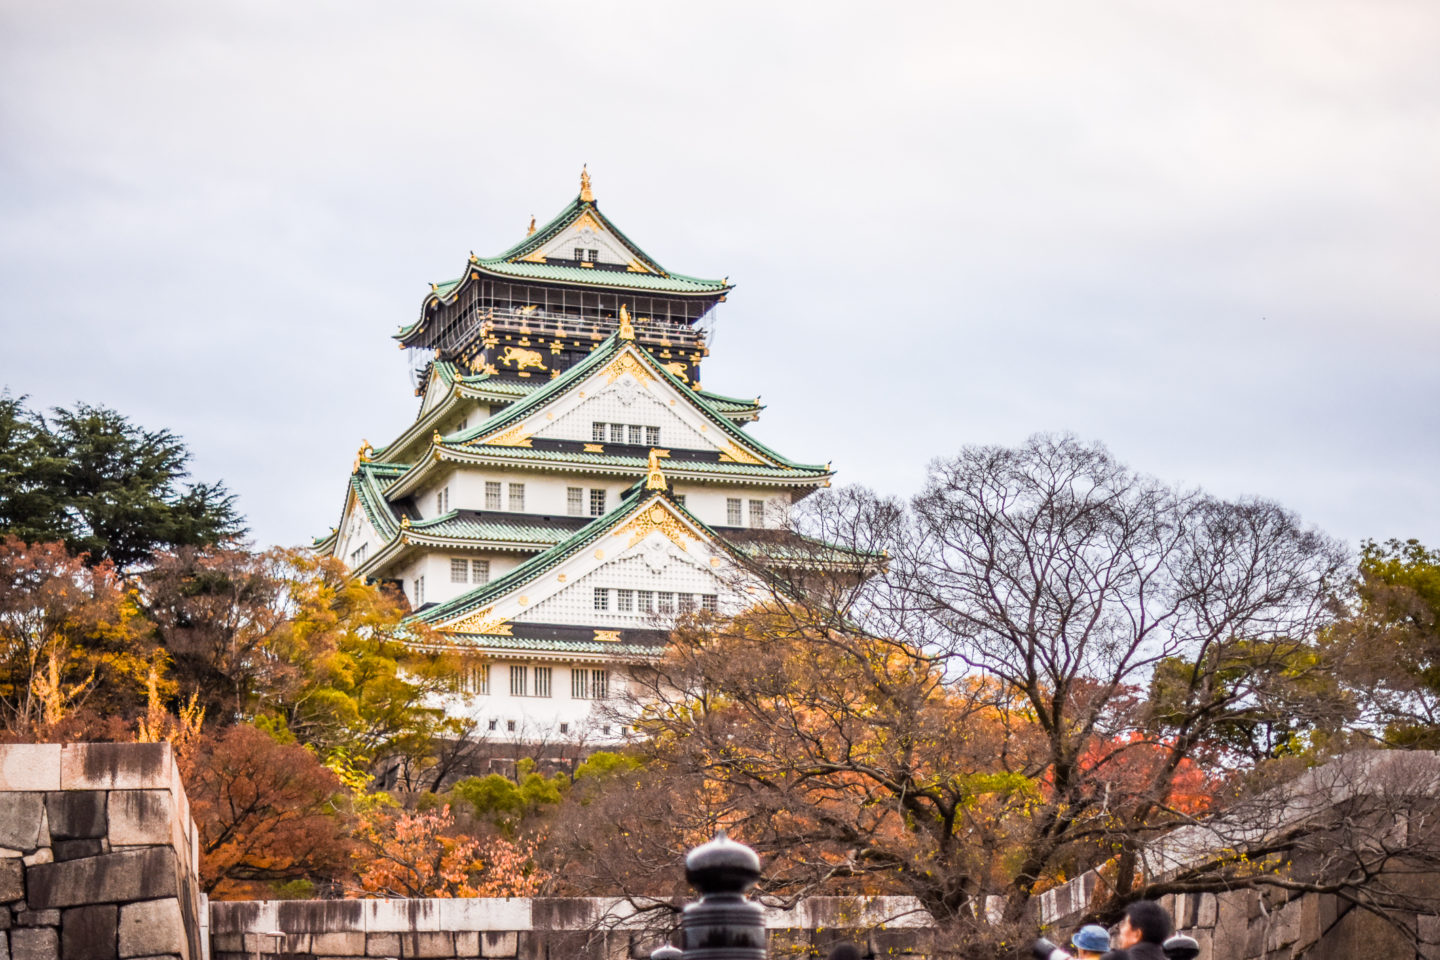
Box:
[182, 723, 355, 897]
[571, 435, 1354, 944]
[0, 537, 157, 737]
[354, 801, 546, 898]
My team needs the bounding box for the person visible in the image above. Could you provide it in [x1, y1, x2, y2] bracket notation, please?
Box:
[1100, 900, 1173, 960]
[1070, 923, 1111, 958]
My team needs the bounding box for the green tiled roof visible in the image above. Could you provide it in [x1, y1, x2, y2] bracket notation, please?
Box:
[409, 511, 582, 546]
[433, 635, 663, 657]
[438, 446, 828, 479]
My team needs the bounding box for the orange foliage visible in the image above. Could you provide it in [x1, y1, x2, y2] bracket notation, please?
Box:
[354, 803, 546, 898]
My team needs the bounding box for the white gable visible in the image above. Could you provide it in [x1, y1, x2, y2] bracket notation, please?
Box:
[510, 348, 760, 460]
[418, 367, 451, 417]
[529, 210, 638, 268]
[433, 497, 755, 636]
[336, 492, 381, 566]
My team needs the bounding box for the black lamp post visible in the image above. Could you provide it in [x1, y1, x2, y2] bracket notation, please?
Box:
[679, 831, 767, 960]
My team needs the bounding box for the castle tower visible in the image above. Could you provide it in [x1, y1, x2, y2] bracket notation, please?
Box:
[316, 171, 838, 743]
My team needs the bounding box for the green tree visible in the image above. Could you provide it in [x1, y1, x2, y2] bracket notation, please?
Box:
[1335, 538, 1440, 747]
[0, 394, 242, 572]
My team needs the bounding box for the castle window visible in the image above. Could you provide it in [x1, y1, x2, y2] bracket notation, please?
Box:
[457, 418, 467, 432]
[646, 426, 660, 446]
[488, 719, 497, 731]
[726, 498, 742, 525]
[413, 576, 425, 606]
[534, 667, 552, 698]
[616, 589, 634, 612]
[559, 722, 569, 734]
[701, 594, 718, 613]
[592, 670, 609, 700]
[638, 590, 654, 612]
[350, 543, 367, 566]
[574, 247, 585, 261]
[485, 481, 502, 510]
[627, 424, 643, 445]
[567, 487, 584, 516]
[593, 587, 609, 611]
[510, 666, 527, 697]
[749, 500, 764, 529]
[679, 594, 696, 612]
[571, 668, 588, 699]
[658, 591, 674, 613]
[592, 422, 606, 443]
[436, 487, 449, 514]
[451, 558, 469, 583]
[589, 488, 607, 516]
[609, 423, 625, 443]
[471, 559, 490, 583]
[587, 248, 598, 262]
[508, 483, 525, 511]
[506, 720, 516, 732]
[465, 664, 489, 695]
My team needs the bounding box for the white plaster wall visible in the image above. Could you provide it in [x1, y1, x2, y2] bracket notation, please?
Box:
[443, 660, 636, 741]
[446, 468, 629, 518]
[669, 486, 791, 529]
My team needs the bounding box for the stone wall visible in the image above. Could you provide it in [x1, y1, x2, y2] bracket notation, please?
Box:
[0, 742, 204, 960]
[209, 896, 935, 960]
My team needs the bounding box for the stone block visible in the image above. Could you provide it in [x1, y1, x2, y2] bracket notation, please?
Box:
[53, 840, 103, 862]
[60, 744, 170, 792]
[312, 931, 367, 955]
[399, 932, 456, 958]
[106, 793, 173, 847]
[0, 746, 62, 792]
[438, 898, 531, 931]
[275, 899, 365, 933]
[15, 909, 59, 926]
[455, 931, 481, 956]
[13, 928, 61, 960]
[366, 933, 401, 956]
[21, 849, 52, 867]
[0, 858, 23, 901]
[0, 795, 46, 852]
[481, 932, 519, 958]
[118, 899, 184, 958]
[1421, 914, 1440, 944]
[45, 794, 106, 841]
[28, 848, 177, 909]
[1195, 892, 1217, 928]
[209, 936, 242, 953]
[63, 904, 118, 960]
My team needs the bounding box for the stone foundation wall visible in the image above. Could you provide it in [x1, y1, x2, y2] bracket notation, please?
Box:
[209, 896, 934, 960]
[0, 742, 204, 960]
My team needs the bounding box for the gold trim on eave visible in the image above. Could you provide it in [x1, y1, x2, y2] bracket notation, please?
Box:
[645, 449, 667, 491]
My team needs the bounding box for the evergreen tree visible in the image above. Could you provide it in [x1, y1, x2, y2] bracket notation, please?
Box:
[0, 393, 243, 571]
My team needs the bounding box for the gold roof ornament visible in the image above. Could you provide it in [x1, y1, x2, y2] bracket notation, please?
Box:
[526, 215, 536, 236]
[579, 165, 594, 203]
[617, 304, 635, 341]
[645, 448, 668, 491]
[432, 430, 443, 444]
[401, 516, 411, 529]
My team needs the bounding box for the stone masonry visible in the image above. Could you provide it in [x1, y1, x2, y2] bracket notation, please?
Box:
[0, 742, 204, 960]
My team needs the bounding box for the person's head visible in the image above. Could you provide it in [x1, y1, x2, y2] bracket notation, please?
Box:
[1069, 923, 1111, 957]
[1117, 901, 1173, 947]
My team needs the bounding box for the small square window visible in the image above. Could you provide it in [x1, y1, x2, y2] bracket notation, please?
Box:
[637, 590, 654, 612]
[471, 559, 490, 584]
[450, 558, 469, 583]
[488, 719, 497, 731]
[594, 587, 609, 611]
[701, 594, 718, 612]
[589, 488, 607, 517]
[485, 481, 502, 510]
[574, 247, 585, 261]
[616, 589, 634, 612]
[645, 426, 660, 446]
[610, 423, 625, 443]
[658, 591, 674, 613]
[506, 719, 516, 732]
[587, 248, 598, 261]
[679, 594, 696, 612]
[509, 483, 525, 511]
[559, 722, 569, 734]
[726, 498, 742, 525]
[592, 422, 606, 443]
[567, 487, 584, 516]
[627, 424, 643, 445]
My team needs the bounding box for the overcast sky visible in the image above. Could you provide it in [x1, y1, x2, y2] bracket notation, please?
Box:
[2, 2, 1437, 552]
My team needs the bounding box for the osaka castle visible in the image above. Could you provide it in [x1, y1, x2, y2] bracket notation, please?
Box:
[316, 169, 837, 742]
